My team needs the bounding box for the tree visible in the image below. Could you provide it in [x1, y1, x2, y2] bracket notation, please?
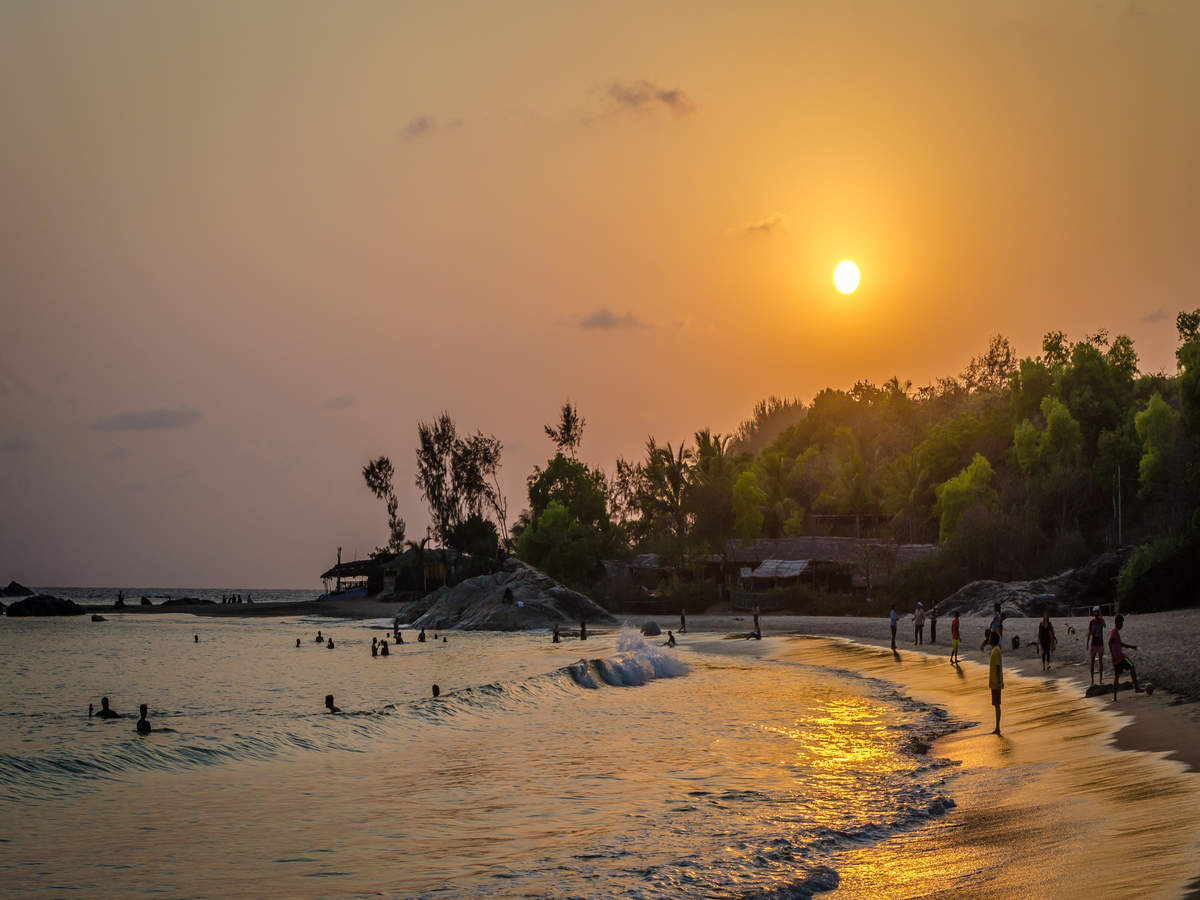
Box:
[934, 453, 997, 543]
[732, 470, 766, 540]
[1134, 392, 1179, 501]
[544, 400, 586, 458]
[362, 456, 405, 555]
[414, 413, 506, 555]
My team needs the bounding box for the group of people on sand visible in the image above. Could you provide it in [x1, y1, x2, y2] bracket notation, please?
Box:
[89, 696, 153, 734]
[889, 599, 1152, 736]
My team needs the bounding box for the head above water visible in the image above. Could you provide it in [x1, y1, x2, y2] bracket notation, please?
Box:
[139, 704, 147, 718]
[101, 697, 110, 709]
[325, 694, 335, 709]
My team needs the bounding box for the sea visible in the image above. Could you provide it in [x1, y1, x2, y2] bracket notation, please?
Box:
[3, 592, 1200, 898]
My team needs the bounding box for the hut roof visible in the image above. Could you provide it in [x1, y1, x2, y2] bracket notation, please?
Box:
[748, 559, 810, 579]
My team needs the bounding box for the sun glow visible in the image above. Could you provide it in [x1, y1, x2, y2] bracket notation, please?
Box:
[833, 260, 860, 294]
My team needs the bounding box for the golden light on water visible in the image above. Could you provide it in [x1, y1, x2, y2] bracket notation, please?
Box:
[833, 260, 860, 294]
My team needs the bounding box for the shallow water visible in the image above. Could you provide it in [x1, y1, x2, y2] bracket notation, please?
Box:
[0, 615, 975, 898]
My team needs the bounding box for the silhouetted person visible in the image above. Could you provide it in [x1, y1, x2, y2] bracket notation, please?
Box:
[372, 637, 378, 658]
[680, 608, 687, 634]
[136, 704, 152, 735]
[988, 632, 1003, 735]
[325, 694, 340, 713]
[442, 636, 447, 643]
[889, 604, 899, 650]
[552, 624, 560, 643]
[667, 630, 676, 647]
[752, 604, 760, 633]
[1110, 615, 1143, 701]
[397, 632, 404, 644]
[380, 640, 389, 657]
[418, 629, 426, 643]
[194, 634, 199, 643]
[929, 610, 938, 644]
[580, 619, 588, 641]
[432, 684, 440, 698]
[326, 638, 335, 649]
[315, 630, 324, 643]
[296, 638, 301, 647]
[96, 697, 121, 719]
[88, 703, 93, 718]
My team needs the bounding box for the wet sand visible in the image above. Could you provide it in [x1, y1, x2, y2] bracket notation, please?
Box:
[688, 631, 1200, 898]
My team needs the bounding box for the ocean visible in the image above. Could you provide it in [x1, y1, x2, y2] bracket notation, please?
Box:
[2, 608, 1199, 898]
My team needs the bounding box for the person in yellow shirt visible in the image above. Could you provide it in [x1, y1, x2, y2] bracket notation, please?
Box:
[988, 631, 1003, 735]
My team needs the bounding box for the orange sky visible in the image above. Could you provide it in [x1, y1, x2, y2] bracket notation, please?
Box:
[2, 1, 1198, 587]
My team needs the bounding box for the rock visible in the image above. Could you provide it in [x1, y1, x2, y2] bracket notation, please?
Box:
[412, 558, 617, 632]
[140, 597, 153, 606]
[641, 621, 662, 636]
[113, 597, 126, 609]
[5, 594, 85, 617]
[1, 580, 34, 597]
[91, 614, 107, 622]
[936, 551, 1128, 619]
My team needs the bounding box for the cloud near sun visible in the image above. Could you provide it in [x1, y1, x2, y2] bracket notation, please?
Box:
[730, 213, 792, 238]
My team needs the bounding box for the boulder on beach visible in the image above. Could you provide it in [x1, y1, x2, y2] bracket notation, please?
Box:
[411, 558, 617, 632]
[641, 621, 662, 636]
[91, 614, 107, 622]
[935, 551, 1127, 619]
[2, 580, 34, 597]
[5, 594, 85, 617]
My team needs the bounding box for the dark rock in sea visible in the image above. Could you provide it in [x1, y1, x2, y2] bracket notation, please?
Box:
[411, 558, 617, 632]
[113, 597, 126, 609]
[1, 580, 34, 597]
[140, 597, 153, 606]
[160, 597, 215, 606]
[91, 614, 107, 622]
[5, 594, 85, 617]
[641, 621, 662, 636]
[935, 550, 1129, 619]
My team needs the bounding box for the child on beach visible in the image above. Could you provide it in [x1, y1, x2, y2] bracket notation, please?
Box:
[1037, 612, 1056, 671]
[988, 632, 1003, 735]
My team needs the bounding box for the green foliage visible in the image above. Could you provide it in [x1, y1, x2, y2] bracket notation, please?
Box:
[414, 413, 506, 553]
[732, 470, 766, 540]
[934, 453, 997, 543]
[1116, 531, 1200, 612]
[1135, 392, 1180, 499]
[362, 456, 405, 555]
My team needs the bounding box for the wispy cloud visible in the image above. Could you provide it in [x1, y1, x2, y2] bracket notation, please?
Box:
[730, 213, 792, 237]
[323, 395, 356, 410]
[0, 435, 32, 453]
[91, 406, 202, 431]
[1140, 307, 1167, 324]
[579, 308, 648, 330]
[402, 114, 463, 142]
[585, 80, 697, 122]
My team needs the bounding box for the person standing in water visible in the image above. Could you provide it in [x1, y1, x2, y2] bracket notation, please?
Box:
[988, 631, 1004, 735]
[96, 697, 121, 719]
[680, 608, 687, 634]
[914, 603, 926, 645]
[371, 637, 378, 658]
[136, 704, 152, 735]
[380, 639, 389, 656]
[889, 604, 899, 650]
[325, 694, 340, 713]
[552, 624, 560, 643]
[580, 619, 588, 641]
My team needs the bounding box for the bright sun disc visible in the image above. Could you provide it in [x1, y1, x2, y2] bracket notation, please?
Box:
[833, 260, 860, 294]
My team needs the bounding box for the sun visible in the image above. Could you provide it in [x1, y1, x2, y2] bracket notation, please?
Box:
[833, 260, 860, 294]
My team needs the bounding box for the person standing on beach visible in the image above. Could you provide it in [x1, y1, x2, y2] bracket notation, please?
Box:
[680, 609, 687, 634]
[982, 603, 1003, 652]
[988, 632, 1003, 734]
[950, 611, 960, 664]
[889, 604, 899, 650]
[752, 604, 760, 634]
[1087, 607, 1106, 684]
[1109, 615, 1143, 701]
[1037, 612, 1056, 671]
[929, 608, 938, 644]
[914, 603, 925, 645]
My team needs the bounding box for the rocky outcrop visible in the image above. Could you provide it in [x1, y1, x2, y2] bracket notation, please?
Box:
[936, 551, 1127, 619]
[409, 558, 617, 631]
[640, 621, 662, 636]
[5, 594, 85, 616]
[2, 581, 34, 597]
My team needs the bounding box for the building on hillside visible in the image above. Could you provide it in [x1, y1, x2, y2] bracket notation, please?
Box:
[725, 537, 938, 591]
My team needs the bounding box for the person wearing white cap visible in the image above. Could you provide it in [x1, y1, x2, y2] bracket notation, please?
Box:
[1087, 606, 1107, 685]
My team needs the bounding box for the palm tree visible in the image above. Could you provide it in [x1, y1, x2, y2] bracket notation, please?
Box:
[405, 536, 431, 593]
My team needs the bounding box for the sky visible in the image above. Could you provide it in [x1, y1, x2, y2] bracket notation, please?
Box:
[2, 0, 1198, 588]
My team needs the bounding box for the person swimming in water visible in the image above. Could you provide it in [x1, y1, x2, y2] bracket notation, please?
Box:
[136, 704, 152, 735]
[96, 697, 121, 719]
[380, 639, 389, 657]
[431, 684, 440, 698]
[296, 638, 301, 647]
[326, 638, 335, 649]
[315, 630, 324, 643]
[418, 629, 426, 643]
[325, 694, 340, 713]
